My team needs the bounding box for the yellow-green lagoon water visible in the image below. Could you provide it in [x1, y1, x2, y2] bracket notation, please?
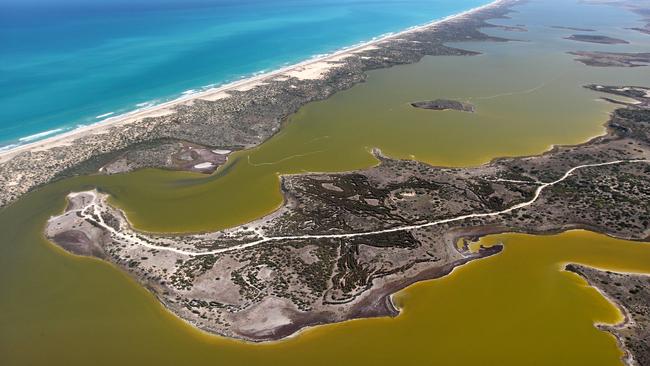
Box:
[2, 1, 650, 365]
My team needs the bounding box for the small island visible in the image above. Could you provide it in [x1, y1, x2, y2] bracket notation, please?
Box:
[569, 51, 650, 67]
[565, 34, 629, 44]
[551, 26, 595, 32]
[410, 99, 475, 113]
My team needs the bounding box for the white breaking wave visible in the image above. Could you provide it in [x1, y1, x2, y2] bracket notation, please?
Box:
[0, 143, 20, 152]
[95, 112, 115, 119]
[18, 128, 65, 142]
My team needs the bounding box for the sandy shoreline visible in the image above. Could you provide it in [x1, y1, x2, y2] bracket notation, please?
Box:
[0, 0, 503, 164]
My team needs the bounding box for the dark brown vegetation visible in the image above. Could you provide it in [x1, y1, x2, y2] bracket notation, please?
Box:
[410, 99, 475, 112]
[565, 34, 629, 44]
[569, 51, 650, 67]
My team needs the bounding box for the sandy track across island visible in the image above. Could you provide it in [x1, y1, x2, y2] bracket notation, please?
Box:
[67, 159, 649, 257]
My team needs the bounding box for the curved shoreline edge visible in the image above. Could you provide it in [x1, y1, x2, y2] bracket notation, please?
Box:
[0, 0, 503, 163]
[565, 264, 650, 366]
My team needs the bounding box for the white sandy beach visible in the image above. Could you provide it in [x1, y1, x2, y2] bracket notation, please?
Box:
[0, 0, 503, 164]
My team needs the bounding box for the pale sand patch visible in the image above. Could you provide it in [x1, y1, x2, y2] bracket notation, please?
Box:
[283, 54, 355, 80]
[193, 162, 214, 169]
[212, 149, 231, 154]
[31, 141, 75, 152]
[353, 45, 380, 53]
[5, 173, 23, 187]
[234, 81, 267, 92]
[198, 90, 231, 101]
[257, 266, 274, 280]
[234, 297, 296, 335]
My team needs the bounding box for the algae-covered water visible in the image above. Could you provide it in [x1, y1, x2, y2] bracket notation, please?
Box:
[2, 0, 650, 365]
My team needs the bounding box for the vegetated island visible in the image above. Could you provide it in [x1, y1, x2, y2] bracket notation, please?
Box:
[624, 4, 650, 35]
[564, 34, 629, 44]
[569, 51, 650, 67]
[627, 22, 650, 35]
[489, 23, 527, 32]
[47, 84, 650, 364]
[551, 25, 596, 32]
[411, 99, 475, 113]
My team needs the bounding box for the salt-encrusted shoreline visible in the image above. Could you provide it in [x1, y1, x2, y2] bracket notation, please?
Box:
[0, 0, 517, 208]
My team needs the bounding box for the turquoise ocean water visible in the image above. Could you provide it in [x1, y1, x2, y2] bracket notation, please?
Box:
[0, 0, 488, 149]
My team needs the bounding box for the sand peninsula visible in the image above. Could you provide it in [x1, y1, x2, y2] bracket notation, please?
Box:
[0, 0, 517, 207]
